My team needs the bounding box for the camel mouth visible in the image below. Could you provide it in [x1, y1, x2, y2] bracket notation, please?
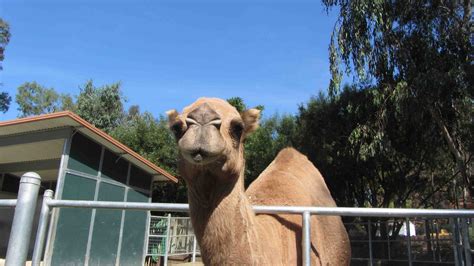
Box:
[193, 153, 203, 163]
[181, 149, 220, 165]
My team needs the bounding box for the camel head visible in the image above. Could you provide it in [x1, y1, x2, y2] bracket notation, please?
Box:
[167, 97, 260, 180]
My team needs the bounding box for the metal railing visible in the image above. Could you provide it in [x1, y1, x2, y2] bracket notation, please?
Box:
[1, 172, 474, 266]
[347, 217, 473, 265]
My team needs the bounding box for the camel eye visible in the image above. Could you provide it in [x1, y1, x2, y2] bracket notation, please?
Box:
[230, 119, 244, 142]
[209, 119, 222, 130]
[171, 121, 185, 139]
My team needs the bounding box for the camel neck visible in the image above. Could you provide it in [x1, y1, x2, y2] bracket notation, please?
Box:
[186, 171, 260, 264]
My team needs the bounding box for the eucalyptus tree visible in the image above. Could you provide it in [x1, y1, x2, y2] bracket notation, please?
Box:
[110, 109, 187, 203]
[226, 97, 296, 187]
[75, 80, 125, 133]
[16, 82, 72, 117]
[0, 18, 10, 113]
[323, 0, 473, 200]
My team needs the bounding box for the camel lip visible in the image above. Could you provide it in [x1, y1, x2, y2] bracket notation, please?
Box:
[181, 150, 219, 166]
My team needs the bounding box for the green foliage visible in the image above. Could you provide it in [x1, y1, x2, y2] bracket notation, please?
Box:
[323, 0, 473, 196]
[0, 18, 10, 113]
[227, 97, 247, 112]
[111, 111, 177, 176]
[16, 82, 69, 117]
[75, 80, 125, 133]
[0, 92, 10, 113]
[14, 80, 125, 132]
[60, 94, 75, 112]
[244, 114, 297, 187]
[227, 96, 265, 113]
[226, 96, 293, 186]
[0, 18, 9, 70]
[110, 109, 187, 203]
[297, 87, 454, 209]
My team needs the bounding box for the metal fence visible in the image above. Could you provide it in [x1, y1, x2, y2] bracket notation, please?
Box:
[347, 217, 473, 265]
[1, 172, 474, 266]
[146, 215, 199, 265]
[144, 215, 473, 265]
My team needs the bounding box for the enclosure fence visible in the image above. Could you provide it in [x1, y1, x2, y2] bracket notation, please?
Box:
[346, 217, 473, 265]
[146, 215, 199, 265]
[1, 172, 474, 266]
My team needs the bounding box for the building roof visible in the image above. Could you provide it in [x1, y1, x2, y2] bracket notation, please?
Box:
[0, 111, 178, 183]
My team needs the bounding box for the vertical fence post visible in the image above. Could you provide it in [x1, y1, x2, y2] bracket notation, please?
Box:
[406, 218, 413, 266]
[163, 214, 172, 266]
[461, 218, 472, 266]
[192, 235, 197, 263]
[302, 211, 311, 266]
[32, 189, 54, 266]
[428, 219, 435, 261]
[451, 218, 461, 266]
[368, 219, 373, 266]
[434, 220, 441, 262]
[5, 172, 41, 266]
[386, 220, 391, 261]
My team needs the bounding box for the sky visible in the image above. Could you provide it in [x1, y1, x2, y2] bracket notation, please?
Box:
[1, 0, 338, 120]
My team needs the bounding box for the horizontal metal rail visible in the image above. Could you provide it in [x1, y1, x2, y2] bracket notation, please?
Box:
[0, 199, 18, 208]
[45, 199, 474, 218]
[44, 198, 474, 266]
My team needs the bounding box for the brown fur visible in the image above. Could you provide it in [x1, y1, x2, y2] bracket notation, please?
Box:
[168, 98, 351, 265]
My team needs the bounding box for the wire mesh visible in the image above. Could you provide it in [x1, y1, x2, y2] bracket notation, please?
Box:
[147, 216, 200, 258]
[346, 217, 473, 265]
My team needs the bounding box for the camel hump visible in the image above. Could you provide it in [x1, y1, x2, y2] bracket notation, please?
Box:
[269, 147, 325, 184]
[272, 147, 312, 168]
[246, 147, 336, 207]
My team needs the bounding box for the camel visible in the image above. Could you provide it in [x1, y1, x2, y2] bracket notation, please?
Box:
[167, 97, 351, 265]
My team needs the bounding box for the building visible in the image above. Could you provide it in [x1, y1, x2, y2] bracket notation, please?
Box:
[0, 111, 177, 265]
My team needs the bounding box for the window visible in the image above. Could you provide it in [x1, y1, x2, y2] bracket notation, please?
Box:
[129, 166, 152, 191]
[68, 133, 102, 176]
[101, 149, 128, 184]
[1, 174, 20, 193]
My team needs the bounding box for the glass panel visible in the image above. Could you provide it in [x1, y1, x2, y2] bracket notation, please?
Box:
[119, 189, 149, 265]
[129, 166, 152, 190]
[1, 174, 20, 193]
[101, 149, 128, 183]
[51, 173, 96, 265]
[89, 182, 125, 265]
[68, 133, 101, 176]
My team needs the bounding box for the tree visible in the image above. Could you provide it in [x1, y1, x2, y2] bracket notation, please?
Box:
[0, 18, 11, 113]
[226, 97, 294, 186]
[244, 114, 297, 187]
[298, 87, 453, 208]
[16, 82, 68, 117]
[227, 96, 265, 113]
[75, 80, 125, 132]
[15, 80, 125, 133]
[296, 87, 455, 258]
[110, 110, 187, 203]
[0, 92, 10, 113]
[323, 0, 473, 202]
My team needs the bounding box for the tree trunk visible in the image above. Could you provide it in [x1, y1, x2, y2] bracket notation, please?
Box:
[429, 106, 473, 207]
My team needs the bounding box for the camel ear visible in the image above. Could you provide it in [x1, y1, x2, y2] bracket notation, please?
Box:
[166, 109, 179, 126]
[242, 108, 260, 136]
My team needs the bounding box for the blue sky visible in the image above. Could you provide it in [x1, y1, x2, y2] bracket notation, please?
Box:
[1, 0, 338, 120]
